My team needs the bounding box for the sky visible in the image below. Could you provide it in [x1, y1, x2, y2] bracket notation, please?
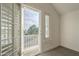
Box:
[24, 8, 39, 31]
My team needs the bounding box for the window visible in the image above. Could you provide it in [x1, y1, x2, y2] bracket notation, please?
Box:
[45, 15, 49, 38]
[24, 7, 39, 35]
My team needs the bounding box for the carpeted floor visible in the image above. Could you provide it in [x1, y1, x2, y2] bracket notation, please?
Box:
[37, 46, 79, 56]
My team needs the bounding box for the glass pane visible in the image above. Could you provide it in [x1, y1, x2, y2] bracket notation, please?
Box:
[45, 15, 49, 38]
[23, 7, 39, 48]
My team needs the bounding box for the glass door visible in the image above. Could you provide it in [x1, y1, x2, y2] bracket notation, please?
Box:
[21, 5, 41, 55]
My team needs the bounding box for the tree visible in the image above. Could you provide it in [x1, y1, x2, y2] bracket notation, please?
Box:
[25, 24, 38, 35]
[24, 29, 28, 35]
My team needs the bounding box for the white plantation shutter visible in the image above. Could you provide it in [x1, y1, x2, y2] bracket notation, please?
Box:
[0, 4, 15, 56]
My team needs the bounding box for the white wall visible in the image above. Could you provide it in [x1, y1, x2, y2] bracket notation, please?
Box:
[61, 10, 79, 52]
[25, 3, 60, 52]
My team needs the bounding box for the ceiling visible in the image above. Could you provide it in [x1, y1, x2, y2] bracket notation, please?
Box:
[52, 3, 79, 15]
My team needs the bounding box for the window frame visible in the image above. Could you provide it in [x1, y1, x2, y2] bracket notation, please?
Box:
[21, 4, 41, 54]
